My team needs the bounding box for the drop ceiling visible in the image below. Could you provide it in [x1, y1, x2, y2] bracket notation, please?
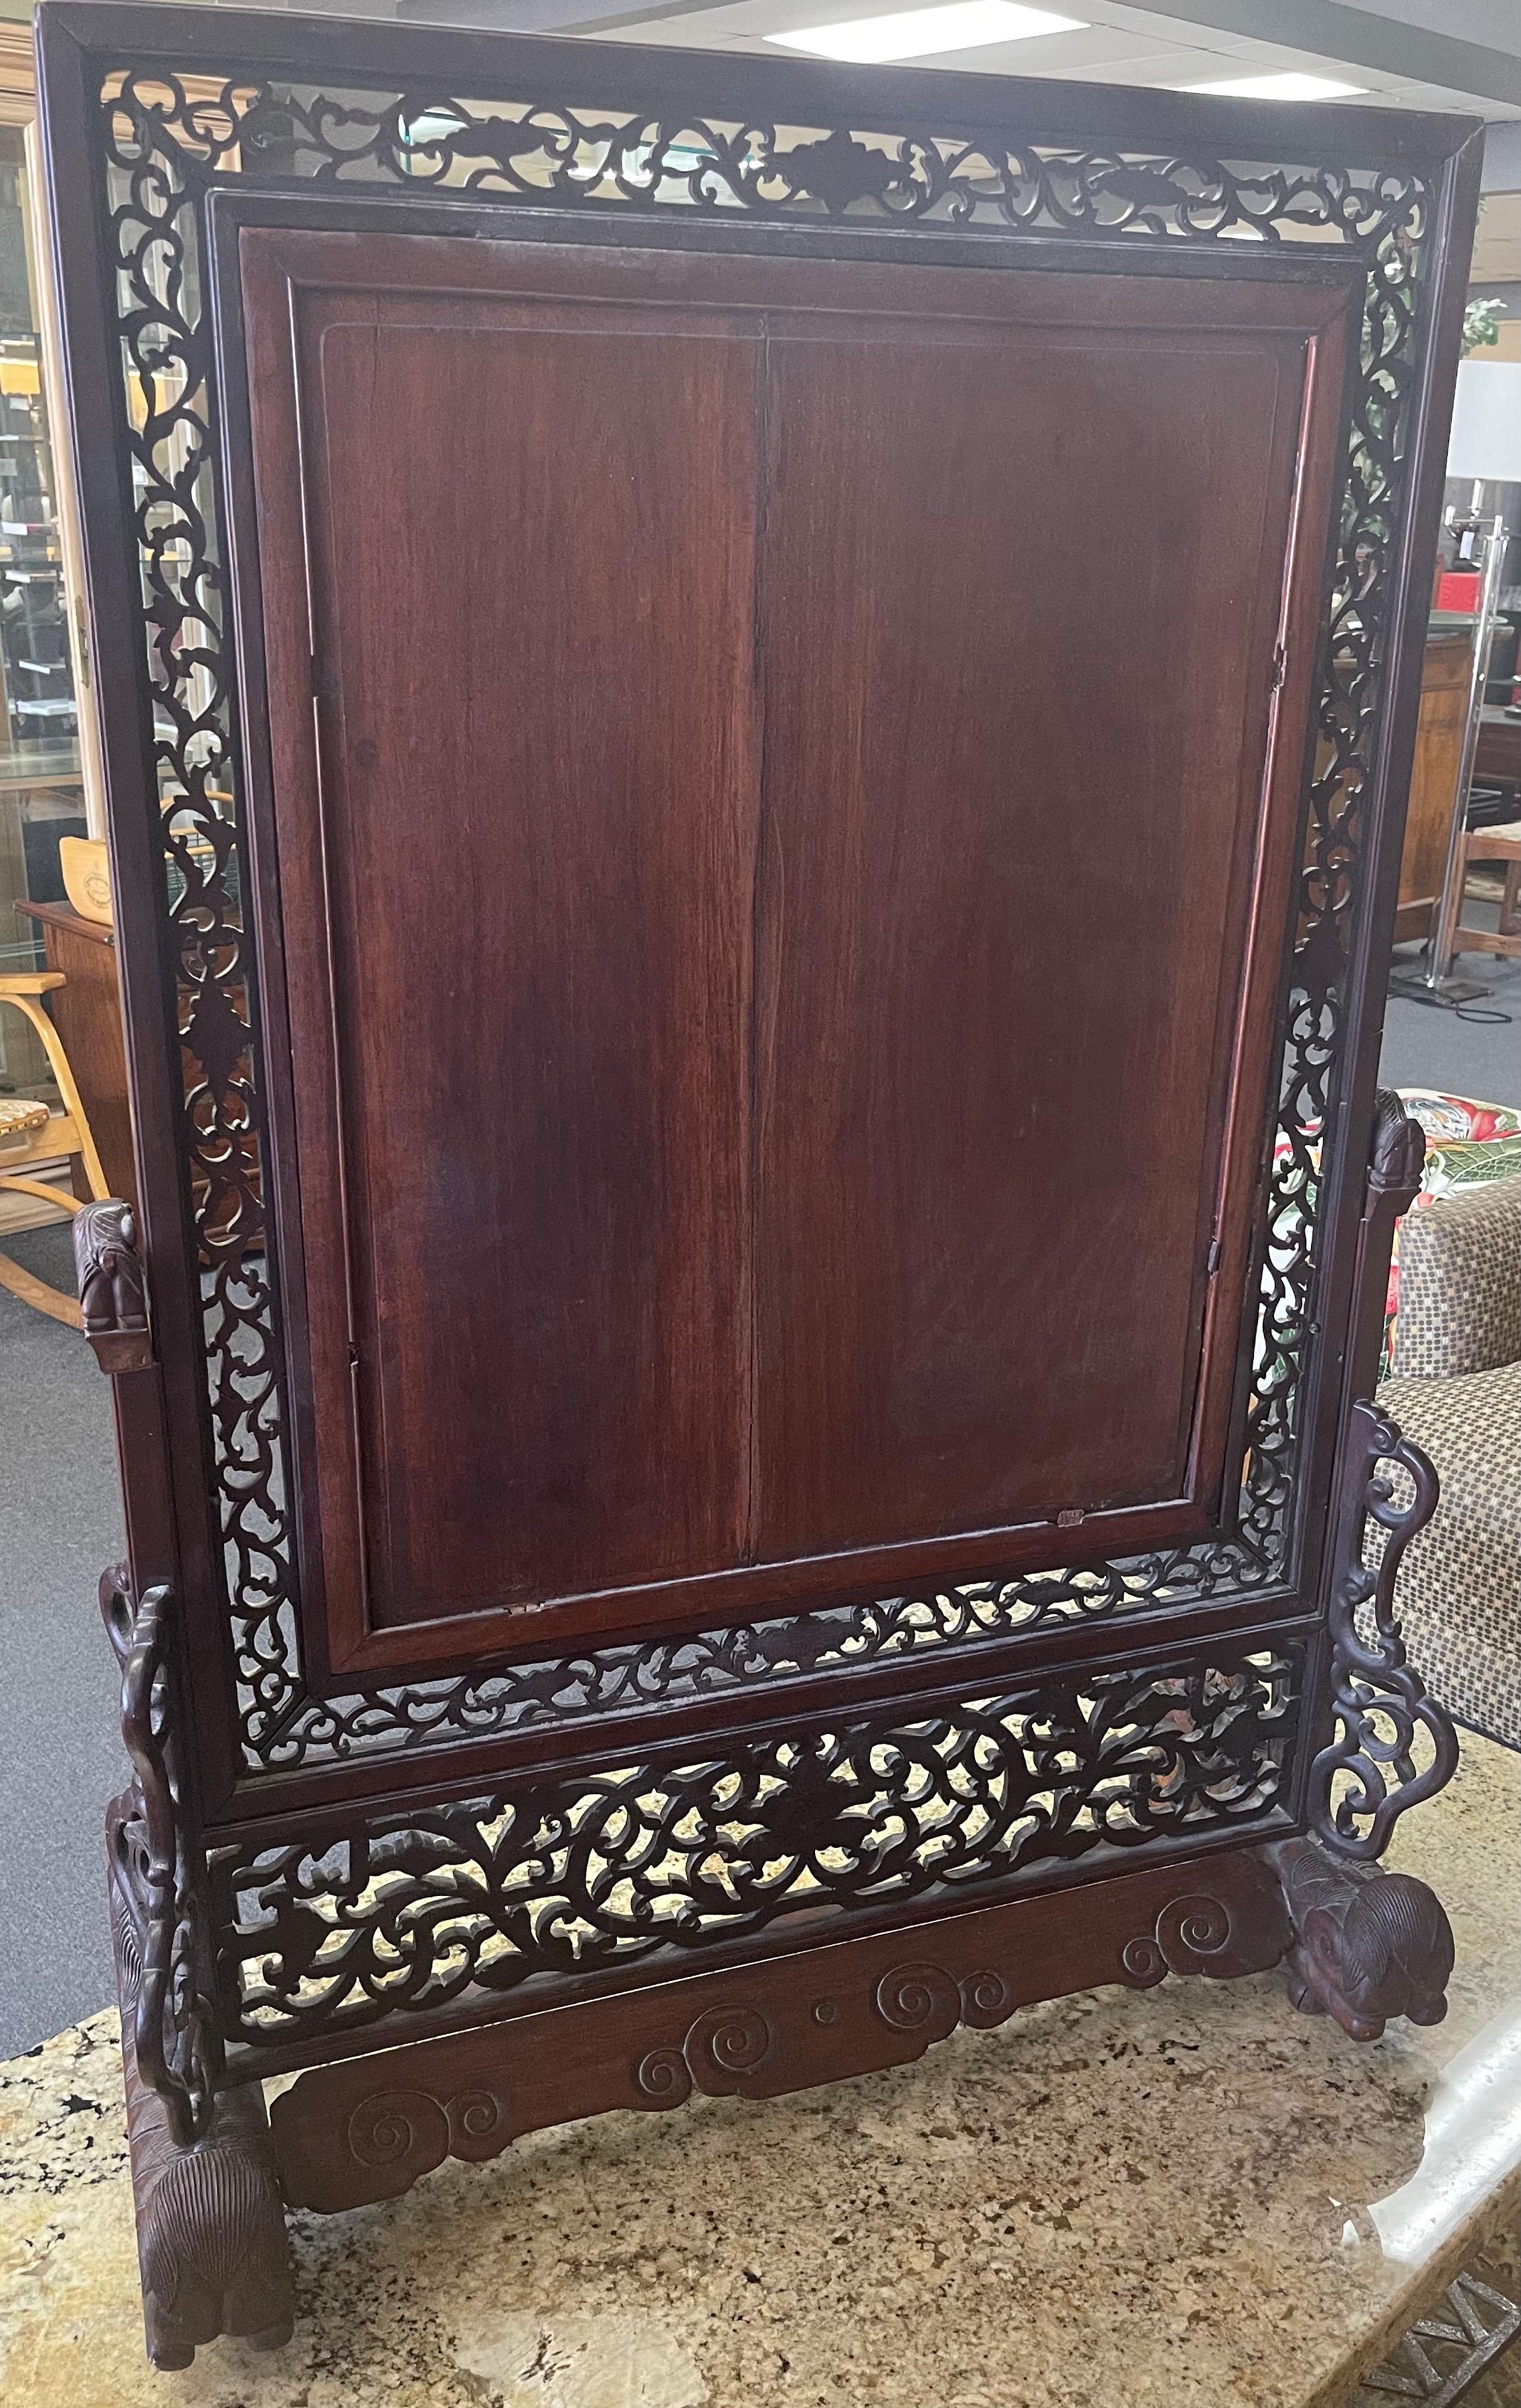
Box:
[582, 0, 1520, 118]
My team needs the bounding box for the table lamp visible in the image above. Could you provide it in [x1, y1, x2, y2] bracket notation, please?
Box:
[1447, 358, 1521, 497]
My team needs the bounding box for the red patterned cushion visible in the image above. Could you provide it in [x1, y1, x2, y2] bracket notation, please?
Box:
[1270, 1091, 1520, 1372]
[1384, 1094, 1521, 1370]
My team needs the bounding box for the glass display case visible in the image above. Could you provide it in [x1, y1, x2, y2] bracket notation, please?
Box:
[0, 52, 100, 1146]
[0, 57, 98, 1112]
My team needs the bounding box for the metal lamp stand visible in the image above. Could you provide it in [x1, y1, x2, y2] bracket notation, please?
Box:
[1389, 512, 1506, 1008]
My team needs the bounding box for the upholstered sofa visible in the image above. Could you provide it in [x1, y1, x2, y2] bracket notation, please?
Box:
[1380, 1177, 1521, 1746]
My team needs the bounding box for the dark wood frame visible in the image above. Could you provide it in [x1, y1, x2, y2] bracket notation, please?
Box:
[35, 2, 1481, 2364]
[228, 215, 1352, 1676]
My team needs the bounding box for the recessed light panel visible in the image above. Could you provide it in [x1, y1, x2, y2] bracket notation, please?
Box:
[1183, 72, 1367, 100]
[766, 3, 1087, 66]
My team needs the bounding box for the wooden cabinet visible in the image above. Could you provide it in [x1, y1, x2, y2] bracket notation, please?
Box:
[1475, 705, 1521, 807]
[1393, 626, 1473, 946]
[15, 897, 135, 1207]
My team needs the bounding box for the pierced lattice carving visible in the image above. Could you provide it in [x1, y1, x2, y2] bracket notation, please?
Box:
[211, 1647, 1299, 2052]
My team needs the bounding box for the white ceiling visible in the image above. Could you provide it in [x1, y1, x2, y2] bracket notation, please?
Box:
[1335, 0, 1516, 49]
[598, 0, 1521, 118]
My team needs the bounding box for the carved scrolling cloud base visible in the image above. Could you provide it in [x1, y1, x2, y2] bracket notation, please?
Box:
[266, 1851, 1297, 2215]
[265, 1837, 1457, 2219]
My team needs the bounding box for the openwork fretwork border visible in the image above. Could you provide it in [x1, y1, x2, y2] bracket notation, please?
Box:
[211, 1643, 1301, 2054]
[91, 50, 1436, 1773]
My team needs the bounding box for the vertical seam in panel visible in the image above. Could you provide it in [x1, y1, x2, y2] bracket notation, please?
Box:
[743, 315, 773, 1567]
[292, 282, 377, 1633]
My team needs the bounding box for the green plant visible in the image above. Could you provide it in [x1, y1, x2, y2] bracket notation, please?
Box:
[1462, 296, 1506, 355]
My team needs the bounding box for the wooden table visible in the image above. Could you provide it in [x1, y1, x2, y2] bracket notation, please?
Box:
[15, 897, 137, 1210]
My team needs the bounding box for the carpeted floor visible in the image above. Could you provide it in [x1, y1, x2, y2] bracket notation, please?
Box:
[0, 1225, 125, 2057]
[1382, 929, 1521, 1110]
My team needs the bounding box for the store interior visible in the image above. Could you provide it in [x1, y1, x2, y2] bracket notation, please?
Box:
[0, 4, 1517, 2404]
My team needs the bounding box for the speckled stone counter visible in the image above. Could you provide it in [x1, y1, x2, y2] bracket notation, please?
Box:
[2, 1735, 1516, 2408]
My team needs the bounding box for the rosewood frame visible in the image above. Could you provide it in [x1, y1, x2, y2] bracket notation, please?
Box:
[230, 218, 1350, 1674]
[35, 2, 1481, 2364]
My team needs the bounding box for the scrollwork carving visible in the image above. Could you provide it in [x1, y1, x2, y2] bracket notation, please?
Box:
[634, 2004, 779, 2103]
[342, 2082, 511, 2185]
[231, 1555, 1297, 1771]
[345, 2088, 449, 2172]
[958, 1968, 1014, 2027]
[874, 1962, 1014, 2036]
[683, 2004, 778, 2089]
[874, 1962, 963, 2039]
[633, 2046, 693, 2108]
[106, 72, 1433, 248]
[211, 1648, 1298, 2055]
[265, 1844, 1299, 2215]
[448, 2088, 511, 2158]
[1309, 1397, 1459, 1861]
[1154, 1891, 1233, 1973]
[102, 1570, 216, 2146]
[1120, 1883, 1288, 1986]
[1120, 1932, 1168, 1986]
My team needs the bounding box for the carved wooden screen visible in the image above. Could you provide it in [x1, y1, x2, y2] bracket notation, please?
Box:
[40, 0, 1476, 2159]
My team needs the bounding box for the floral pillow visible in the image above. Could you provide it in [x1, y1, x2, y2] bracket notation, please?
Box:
[1271, 1091, 1520, 1373]
[1383, 1092, 1521, 1369]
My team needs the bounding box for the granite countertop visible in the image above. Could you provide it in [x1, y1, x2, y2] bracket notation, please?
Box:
[1, 1734, 1516, 2408]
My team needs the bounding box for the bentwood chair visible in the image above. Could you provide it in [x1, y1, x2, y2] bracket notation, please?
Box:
[0, 966, 109, 1326]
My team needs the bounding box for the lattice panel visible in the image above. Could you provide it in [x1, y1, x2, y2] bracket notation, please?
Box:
[211, 1646, 1300, 2049]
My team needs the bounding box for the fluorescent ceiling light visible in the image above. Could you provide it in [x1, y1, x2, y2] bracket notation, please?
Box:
[766, 3, 1087, 66]
[1182, 71, 1367, 100]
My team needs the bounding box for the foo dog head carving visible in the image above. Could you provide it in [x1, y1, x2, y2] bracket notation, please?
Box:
[1305, 1871, 1454, 2039]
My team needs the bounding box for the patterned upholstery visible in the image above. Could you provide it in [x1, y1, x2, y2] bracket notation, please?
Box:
[1382, 1363, 1521, 1745]
[1268, 1090, 1520, 1371]
[0, 1094, 50, 1143]
[1382, 1091, 1521, 1371]
[1391, 1179, 1521, 1380]
[1382, 1178, 1521, 1747]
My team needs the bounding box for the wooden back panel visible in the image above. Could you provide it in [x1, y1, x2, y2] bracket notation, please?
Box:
[268, 280, 759, 1636]
[755, 323, 1293, 1556]
[239, 228, 1349, 1672]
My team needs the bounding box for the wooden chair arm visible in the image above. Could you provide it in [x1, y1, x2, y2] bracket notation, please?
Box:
[0, 970, 66, 996]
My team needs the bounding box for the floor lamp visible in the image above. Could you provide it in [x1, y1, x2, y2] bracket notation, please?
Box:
[1399, 360, 1521, 1004]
